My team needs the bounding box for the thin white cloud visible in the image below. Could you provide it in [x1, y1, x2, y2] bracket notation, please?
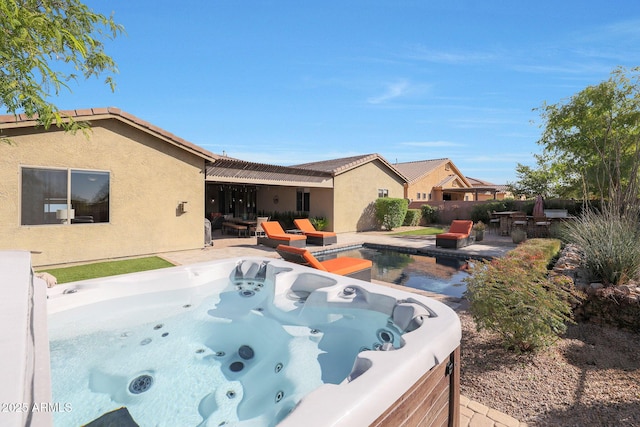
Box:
[367, 80, 412, 104]
[404, 45, 499, 64]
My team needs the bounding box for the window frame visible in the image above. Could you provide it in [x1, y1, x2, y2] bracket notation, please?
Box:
[20, 166, 111, 226]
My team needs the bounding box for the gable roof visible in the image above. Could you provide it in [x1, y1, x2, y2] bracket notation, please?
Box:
[392, 158, 448, 183]
[466, 176, 509, 193]
[394, 158, 471, 187]
[0, 107, 221, 162]
[293, 153, 409, 181]
[466, 176, 494, 186]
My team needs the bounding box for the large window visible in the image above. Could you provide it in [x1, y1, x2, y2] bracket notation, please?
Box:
[21, 167, 110, 225]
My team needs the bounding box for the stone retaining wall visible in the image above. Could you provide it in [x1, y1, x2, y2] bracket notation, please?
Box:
[552, 244, 640, 333]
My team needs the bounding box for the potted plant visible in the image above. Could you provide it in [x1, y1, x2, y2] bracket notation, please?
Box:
[473, 221, 486, 242]
[511, 228, 527, 244]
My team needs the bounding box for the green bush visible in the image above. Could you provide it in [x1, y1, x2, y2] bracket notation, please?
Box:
[403, 209, 421, 226]
[309, 216, 328, 231]
[464, 238, 576, 353]
[470, 201, 509, 223]
[420, 204, 439, 224]
[375, 198, 408, 231]
[560, 206, 640, 286]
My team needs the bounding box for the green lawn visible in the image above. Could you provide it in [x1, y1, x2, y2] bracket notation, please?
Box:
[37, 256, 175, 284]
[391, 226, 444, 236]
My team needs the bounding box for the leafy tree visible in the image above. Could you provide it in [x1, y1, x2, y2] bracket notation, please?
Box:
[507, 157, 559, 199]
[0, 0, 123, 132]
[536, 66, 640, 213]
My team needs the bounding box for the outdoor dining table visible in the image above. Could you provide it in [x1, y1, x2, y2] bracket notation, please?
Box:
[492, 211, 521, 236]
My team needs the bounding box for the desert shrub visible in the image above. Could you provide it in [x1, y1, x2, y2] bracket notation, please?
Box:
[420, 204, 439, 224]
[403, 209, 421, 226]
[310, 217, 328, 231]
[560, 206, 640, 286]
[464, 238, 575, 352]
[375, 198, 408, 231]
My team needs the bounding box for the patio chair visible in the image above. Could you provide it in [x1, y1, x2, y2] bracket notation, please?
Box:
[511, 212, 528, 233]
[435, 220, 475, 249]
[251, 216, 269, 237]
[257, 221, 307, 248]
[487, 211, 500, 234]
[276, 244, 372, 281]
[533, 215, 551, 237]
[293, 218, 337, 246]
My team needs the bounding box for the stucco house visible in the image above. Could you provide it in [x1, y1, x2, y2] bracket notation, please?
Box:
[1, 108, 406, 266]
[205, 153, 407, 233]
[393, 158, 476, 202]
[465, 177, 512, 200]
[0, 108, 219, 267]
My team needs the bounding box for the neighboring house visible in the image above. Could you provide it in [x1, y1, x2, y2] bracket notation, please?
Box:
[205, 153, 407, 233]
[465, 177, 512, 200]
[0, 108, 219, 267]
[393, 158, 475, 202]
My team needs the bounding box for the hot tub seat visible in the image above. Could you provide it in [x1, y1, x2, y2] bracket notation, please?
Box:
[435, 220, 475, 249]
[276, 245, 372, 281]
[257, 221, 307, 248]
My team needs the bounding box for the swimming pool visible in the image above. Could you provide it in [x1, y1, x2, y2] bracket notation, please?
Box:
[317, 246, 471, 298]
[42, 256, 462, 426]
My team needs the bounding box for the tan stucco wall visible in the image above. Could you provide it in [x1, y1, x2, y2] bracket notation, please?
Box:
[254, 186, 335, 229]
[308, 187, 334, 229]
[0, 120, 206, 267]
[333, 160, 404, 232]
[405, 162, 473, 201]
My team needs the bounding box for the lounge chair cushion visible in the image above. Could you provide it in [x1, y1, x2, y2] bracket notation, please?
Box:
[276, 245, 372, 278]
[435, 220, 475, 249]
[261, 221, 306, 243]
[293, 218, 337, 238]
[436, 220, 473, 239]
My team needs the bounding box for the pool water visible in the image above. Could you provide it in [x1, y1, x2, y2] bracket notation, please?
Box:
[317, 247, 470, 298]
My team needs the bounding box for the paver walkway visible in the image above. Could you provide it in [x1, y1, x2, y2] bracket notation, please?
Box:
[159, 227, 527, 427]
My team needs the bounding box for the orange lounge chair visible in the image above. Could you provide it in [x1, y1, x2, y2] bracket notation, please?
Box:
[257, 221, 307, 248]
[293, 218, 337, 246]
[276, 244, 372, 281]
[436, 220, 475, 249]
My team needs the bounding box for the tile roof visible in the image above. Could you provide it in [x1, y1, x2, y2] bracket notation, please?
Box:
[0, 107, 221, 162]
[392, 158, 449, 183]
[466, 176, 495, 186]
[293, 153, 409, 181]
[466, 176, 509, 192]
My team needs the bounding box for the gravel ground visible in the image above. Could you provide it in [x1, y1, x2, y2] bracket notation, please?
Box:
[459, 310, 640, 426]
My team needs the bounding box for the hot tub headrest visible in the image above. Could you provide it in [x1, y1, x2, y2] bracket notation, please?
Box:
[393, 302, 431, 332]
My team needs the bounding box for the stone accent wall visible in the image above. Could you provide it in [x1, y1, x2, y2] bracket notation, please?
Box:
[552, 244, 640, 333]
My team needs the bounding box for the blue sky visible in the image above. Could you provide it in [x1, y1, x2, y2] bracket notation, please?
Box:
[46, 1, 640, 184]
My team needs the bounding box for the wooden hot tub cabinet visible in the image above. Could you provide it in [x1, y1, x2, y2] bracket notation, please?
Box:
[371, 346, 460, 427]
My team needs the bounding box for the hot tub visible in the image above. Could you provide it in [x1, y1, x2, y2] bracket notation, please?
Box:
[41, 256, 459, 426]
